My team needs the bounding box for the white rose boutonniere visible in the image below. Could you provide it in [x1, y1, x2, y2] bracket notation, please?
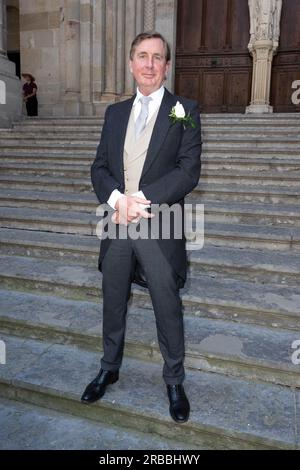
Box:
[169, 101, 197, 129]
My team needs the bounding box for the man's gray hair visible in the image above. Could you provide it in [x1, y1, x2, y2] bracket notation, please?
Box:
[130, 32, 171, 62]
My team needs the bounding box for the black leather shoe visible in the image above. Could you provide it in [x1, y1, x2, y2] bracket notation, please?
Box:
[167, 384, 190, 423]
[81, 369, 119, 404]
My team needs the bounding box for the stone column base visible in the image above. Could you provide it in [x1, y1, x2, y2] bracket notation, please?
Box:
[0, 55, 22, 127]
[246, 104, 273, 114]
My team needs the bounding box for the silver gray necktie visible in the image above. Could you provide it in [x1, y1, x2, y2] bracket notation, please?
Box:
[135, 96, 152, 139]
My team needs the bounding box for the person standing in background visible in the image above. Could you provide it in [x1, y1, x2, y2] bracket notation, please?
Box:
[22, 73, 38, 117]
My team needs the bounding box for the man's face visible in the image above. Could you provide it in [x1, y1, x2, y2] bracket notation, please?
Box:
[129, 38, 170, 95]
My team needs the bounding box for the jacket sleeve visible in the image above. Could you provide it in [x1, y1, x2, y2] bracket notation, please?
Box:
[141, 102, 202, 205]
[91, 105, 122, 204]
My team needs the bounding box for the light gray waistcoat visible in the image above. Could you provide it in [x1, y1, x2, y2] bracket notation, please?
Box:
[123, 106, 160, 195]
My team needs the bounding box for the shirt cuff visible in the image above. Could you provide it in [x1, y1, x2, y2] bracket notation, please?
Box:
[107, 189, 125, 210]
[132, 190, 151, 209]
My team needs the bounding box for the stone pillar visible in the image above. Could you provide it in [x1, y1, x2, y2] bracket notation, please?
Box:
[101, 0, 118, 101]
[144, 0, 156, 30]
[92, 0, 105, 114]
[0, 0, 21, 126]
[80, 0, 93, 115]
[123, 0, 137, 98]
[0, 0, 7, 55]
[154, 0, 177, 92]
[62, 0, 81, 115]
[246, 0, 282, 113]
[116, 0, 125, 96]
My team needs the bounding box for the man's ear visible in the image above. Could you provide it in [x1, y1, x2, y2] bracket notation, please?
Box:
[129, 60, 133, 74]
[164, 61, 171, 80]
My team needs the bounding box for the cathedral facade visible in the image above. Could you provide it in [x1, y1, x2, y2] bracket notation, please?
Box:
[1, 0, 300, 123]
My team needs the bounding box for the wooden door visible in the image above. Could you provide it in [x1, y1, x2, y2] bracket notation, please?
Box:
[175, 0, 252, 113]
[271, 0, 300, 112]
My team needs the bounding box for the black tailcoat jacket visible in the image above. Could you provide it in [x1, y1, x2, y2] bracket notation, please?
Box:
[91, 88, 202, 288]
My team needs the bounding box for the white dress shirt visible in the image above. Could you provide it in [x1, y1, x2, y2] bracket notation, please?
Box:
[107, 86, 165, 210]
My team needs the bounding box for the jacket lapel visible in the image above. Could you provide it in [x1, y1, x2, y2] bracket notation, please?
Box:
[140, 89, 176, 180]
[115, 96, 135, 175]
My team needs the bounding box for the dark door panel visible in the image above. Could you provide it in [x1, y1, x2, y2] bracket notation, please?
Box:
[271, 0, 300, 112]
[175, 0, 252, 113]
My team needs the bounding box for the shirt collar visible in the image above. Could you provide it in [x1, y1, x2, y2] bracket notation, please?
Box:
[133, 85, 165, 106]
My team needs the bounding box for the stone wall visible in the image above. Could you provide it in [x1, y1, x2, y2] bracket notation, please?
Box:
[19, 0, 61, 115]
[3, 0, 285, 116]
[18, 0, 177, 116]
[0, 0, 21, 127]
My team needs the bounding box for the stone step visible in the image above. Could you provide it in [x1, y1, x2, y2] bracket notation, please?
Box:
[0, 146, 299, 163]
[207, 152, 300, 162]
[204, 144, 300, 154]
[205, 135, 300, 144]
[3, 125, 300, 138]
[14, 117, 105, 123]
[195, 183, 300, 205]
[203, 157, 300, 173]
[203, 172, 300, 187]
[190, 244, 300, 286]
[0, 138, 99, 146]
[0, 396, 192, 450]
[1, 189, 299, 226]
[2, 132, 300, 145]
[203, 127, 300, 136]
[0, 174, 92, 193]
[0, 255, 299, 330]
[6, 125, 299, 139]
[0, 175, 299, 205]
[13, 113, 300, 125]
[1, 228, 299, 285]
[0, 139, 300, 153]
[1, 289, 299, 388]
[0, 152, 94, 164]
[0, 333, 298, 449]
[13, 116, 106, 124]
[1, 163, 299, 187]
[200, 116, 300, 126]
[0, 142, 97, 151]
[0, 188, 96, 211]
[1, 207, 299, 251]
[200, 200, 300, 227]
[10, 125, 103, 133]
[1, 153, 299, 174]
[0, 149, 97, 163]
[0, 162, 92, 178]
[0, 131, 103, 139]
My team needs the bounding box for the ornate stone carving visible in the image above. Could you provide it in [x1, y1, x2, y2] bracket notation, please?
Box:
[144, 0, 155, 32]
[249, 0, 282, 47]
[247, 0, 282, 113]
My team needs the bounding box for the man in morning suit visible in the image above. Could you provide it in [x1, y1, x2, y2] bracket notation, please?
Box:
[81, 32, 202, 424]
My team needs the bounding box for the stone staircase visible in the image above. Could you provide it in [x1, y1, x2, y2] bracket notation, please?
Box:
[0, 113, 300, 450]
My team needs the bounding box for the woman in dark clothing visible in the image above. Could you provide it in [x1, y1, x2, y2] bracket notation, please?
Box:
[22, 73, 38, 116]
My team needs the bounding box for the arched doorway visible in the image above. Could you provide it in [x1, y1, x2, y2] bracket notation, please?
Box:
[175, 0, 252, 113]
[271, 0, 300, 112]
